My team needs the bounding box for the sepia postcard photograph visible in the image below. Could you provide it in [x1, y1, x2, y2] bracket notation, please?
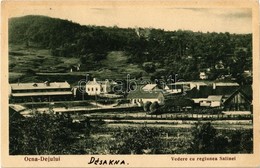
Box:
[1, 0, 260, 167]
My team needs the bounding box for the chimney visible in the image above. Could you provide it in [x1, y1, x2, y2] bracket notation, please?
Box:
[196, 84, 200, 90]
[93, 78, 96, 82]
[213, 83, 216, 89]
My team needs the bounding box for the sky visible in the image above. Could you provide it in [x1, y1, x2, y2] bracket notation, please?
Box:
[9, 6, 252, 34]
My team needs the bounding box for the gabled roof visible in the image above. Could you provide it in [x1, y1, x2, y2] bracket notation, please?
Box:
[164, 84, 183, 90]
[10, 82, 71, 90]
[142, 84, 158, 91]
[224, 85, 252, 105]
[127, 90, 163, 99]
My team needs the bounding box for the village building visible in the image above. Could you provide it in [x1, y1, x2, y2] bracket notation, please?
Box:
[127, 90, 165, 106]
[85, 78, 117, 96]
[186, 82, 241, 109]
[223, 86, 252, 111]
[200, 95, 223, 107]
[9, 81, 73, 103]
[164, 81, 207, 94]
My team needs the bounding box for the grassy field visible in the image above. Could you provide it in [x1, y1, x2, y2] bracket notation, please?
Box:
[9, 44, 76, 73]
[9, 45, 147, 84]
[9, 44, 82, 83]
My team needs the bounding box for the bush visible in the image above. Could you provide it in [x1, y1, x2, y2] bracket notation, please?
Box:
[9, 112, 91, 155]
[189, 122, 217, 154]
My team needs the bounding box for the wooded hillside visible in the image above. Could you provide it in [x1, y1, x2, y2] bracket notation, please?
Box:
[9, 15, 252, 83]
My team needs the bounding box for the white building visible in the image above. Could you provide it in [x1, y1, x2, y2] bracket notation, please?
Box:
[9, 81, 73, 102]
[200, 95, 223, 107]
[85, 78, 117, 96]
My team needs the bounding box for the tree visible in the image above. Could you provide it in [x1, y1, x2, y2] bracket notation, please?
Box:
[229, 130, 253, 153]
[149, 101, 160, 113]
[143, 101, 152, 112]
[143, 62, 156, 73]
[9, 112, 91, 155]
[212, 134, 229, 153]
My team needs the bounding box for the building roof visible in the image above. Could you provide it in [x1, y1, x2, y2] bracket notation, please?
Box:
[127, 90, 163, 99]
[215, 82, 239, 86]
[186, 86, 213, 98]
[214, 86, 239, 95]
[10, 82, 71, 90]
[86, 81, 107, 85]
[86, 79, 117, 86]
[9, 107, 24, 119]
[11, 91, 72, 97]
[142, 84, 158, 91]
[207, 95, 223, 101]
[165, 84, 183, 90]
[172, 81, 191, 85]
[168, 81, 207, 87]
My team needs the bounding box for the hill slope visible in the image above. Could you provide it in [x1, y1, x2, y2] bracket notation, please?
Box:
[9, 15, 82, 47]
[9, 15, 252, 84]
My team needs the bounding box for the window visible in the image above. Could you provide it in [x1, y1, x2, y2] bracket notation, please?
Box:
[92, 88, 94, 91]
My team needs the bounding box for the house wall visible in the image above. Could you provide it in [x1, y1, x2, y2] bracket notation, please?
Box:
[165, 88, 182, 94]
[200, 101, 211, 107]
[200, 100, 221, 107]
[229, 92, 247, 104]
[224, 92, 251, 111]
[86, 84, 101, 95]
[211, 101, 221, 107]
